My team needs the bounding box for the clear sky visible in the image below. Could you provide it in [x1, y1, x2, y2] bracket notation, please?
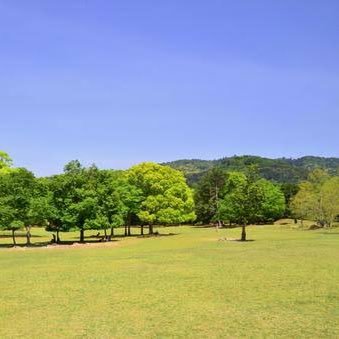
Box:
[1, 0, 338, 176]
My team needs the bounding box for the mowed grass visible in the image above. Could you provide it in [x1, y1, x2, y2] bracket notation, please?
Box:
[0, 223, 338, 338]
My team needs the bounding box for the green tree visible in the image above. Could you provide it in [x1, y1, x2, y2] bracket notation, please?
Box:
[127, 162, 196, 234]
[0, 168, 37, 245]
[291, 169, 339, 227]
[96, 170, 130, 240]
[290, 181, 314, 226]
[0, 151, 13, 172]
[0, 201, 22, 246]
[194, 167, 227, 226]
[280, 183, 299, 217]
[6, 220, 24, 246]
[257, 179, 286, 222]
[321, 176, 339, 226]
[217, 169, 264, 241]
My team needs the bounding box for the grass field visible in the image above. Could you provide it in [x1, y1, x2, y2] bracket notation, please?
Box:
[0, 223, 338, 338]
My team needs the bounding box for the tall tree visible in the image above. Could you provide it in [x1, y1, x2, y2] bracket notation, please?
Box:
[194, 167, 227, 226]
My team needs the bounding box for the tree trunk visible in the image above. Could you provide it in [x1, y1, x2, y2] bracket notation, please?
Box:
[149, 224, 154, 235]
[108, 226, 114, 241]
[25, 225, 31, 246]
[127, 224, 131, 236]
[56, 230, 60, 243]
[124, 225, 128, 236]
[141, 225, 144, 236]
[241, 223, 247, 241]
[12, 229, 16, 246]
[104, 228, 107, 241]
[80, 229, 85, 243]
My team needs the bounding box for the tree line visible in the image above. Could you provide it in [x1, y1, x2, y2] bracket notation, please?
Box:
[0, 154, 195, 245]
[0, 151, 338, 246]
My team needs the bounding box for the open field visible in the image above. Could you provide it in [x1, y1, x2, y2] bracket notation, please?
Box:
[0, 223, 338, 338]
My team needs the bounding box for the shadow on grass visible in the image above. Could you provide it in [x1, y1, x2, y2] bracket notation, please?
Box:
[191, 224, 241, 229]
[0, 234, 44, 239]
[137, 232, 178, 238]
[218, 237, 255, 242]
[0, 231, 177, 249]
[0, 238, 120, 249]
[318, 232, 339, 235]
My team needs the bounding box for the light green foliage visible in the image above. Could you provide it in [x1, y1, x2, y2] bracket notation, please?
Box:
[127, 162, 196, 231]
[291, 169, 339, 227]
[0, 151, 13, 172]
[257, 179, 286, 221]
[321, 176, 339, 225]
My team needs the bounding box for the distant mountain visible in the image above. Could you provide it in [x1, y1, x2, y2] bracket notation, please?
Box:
[163, 155, 339, 185]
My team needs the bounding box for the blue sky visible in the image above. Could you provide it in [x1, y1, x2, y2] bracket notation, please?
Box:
[1, 0, 338, 176]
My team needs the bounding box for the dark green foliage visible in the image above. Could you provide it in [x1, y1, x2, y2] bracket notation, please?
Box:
[195, 166, 286, 226]
[165, 155, 339, 185]
[280, 183, 299, 217]
[194, 167, 227, 224]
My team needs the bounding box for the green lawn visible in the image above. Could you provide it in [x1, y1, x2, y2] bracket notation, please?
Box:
[0, 223, 338, 338]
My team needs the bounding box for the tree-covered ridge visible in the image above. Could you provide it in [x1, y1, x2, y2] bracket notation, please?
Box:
[164, 155, 339, 185]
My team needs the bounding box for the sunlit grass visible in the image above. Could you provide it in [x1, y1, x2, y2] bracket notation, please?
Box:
[0, 223, 338, 338]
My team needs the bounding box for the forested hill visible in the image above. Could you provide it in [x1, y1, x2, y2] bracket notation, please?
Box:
[164, 156, 339, 185]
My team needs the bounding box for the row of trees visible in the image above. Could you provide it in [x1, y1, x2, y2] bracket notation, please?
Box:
[1, 151, 338, 246]
[0, 155, 195, 245]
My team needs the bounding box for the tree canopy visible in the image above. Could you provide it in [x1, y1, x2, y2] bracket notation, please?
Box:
[127, 162, 196, 234]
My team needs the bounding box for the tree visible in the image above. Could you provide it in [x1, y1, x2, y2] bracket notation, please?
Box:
[257, 179, 286, 222]
[95, 170, 129, 240]
[321, 176, 339, 226]
[280, 183, 299, 217]
[194, 167, 227, 226]
[0, 201, 22, 246]
[290, 182, 314, 226]
[291, 169, 339, 227]
[217, 168, 264, 241]
[8, 220, 24, 246]
[50, 161, 99, 242]
[111, 172, 142, 236]
[127, 163, 196, 234]
[0, 168, 37, 245]
[0, 151, 13, 172]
